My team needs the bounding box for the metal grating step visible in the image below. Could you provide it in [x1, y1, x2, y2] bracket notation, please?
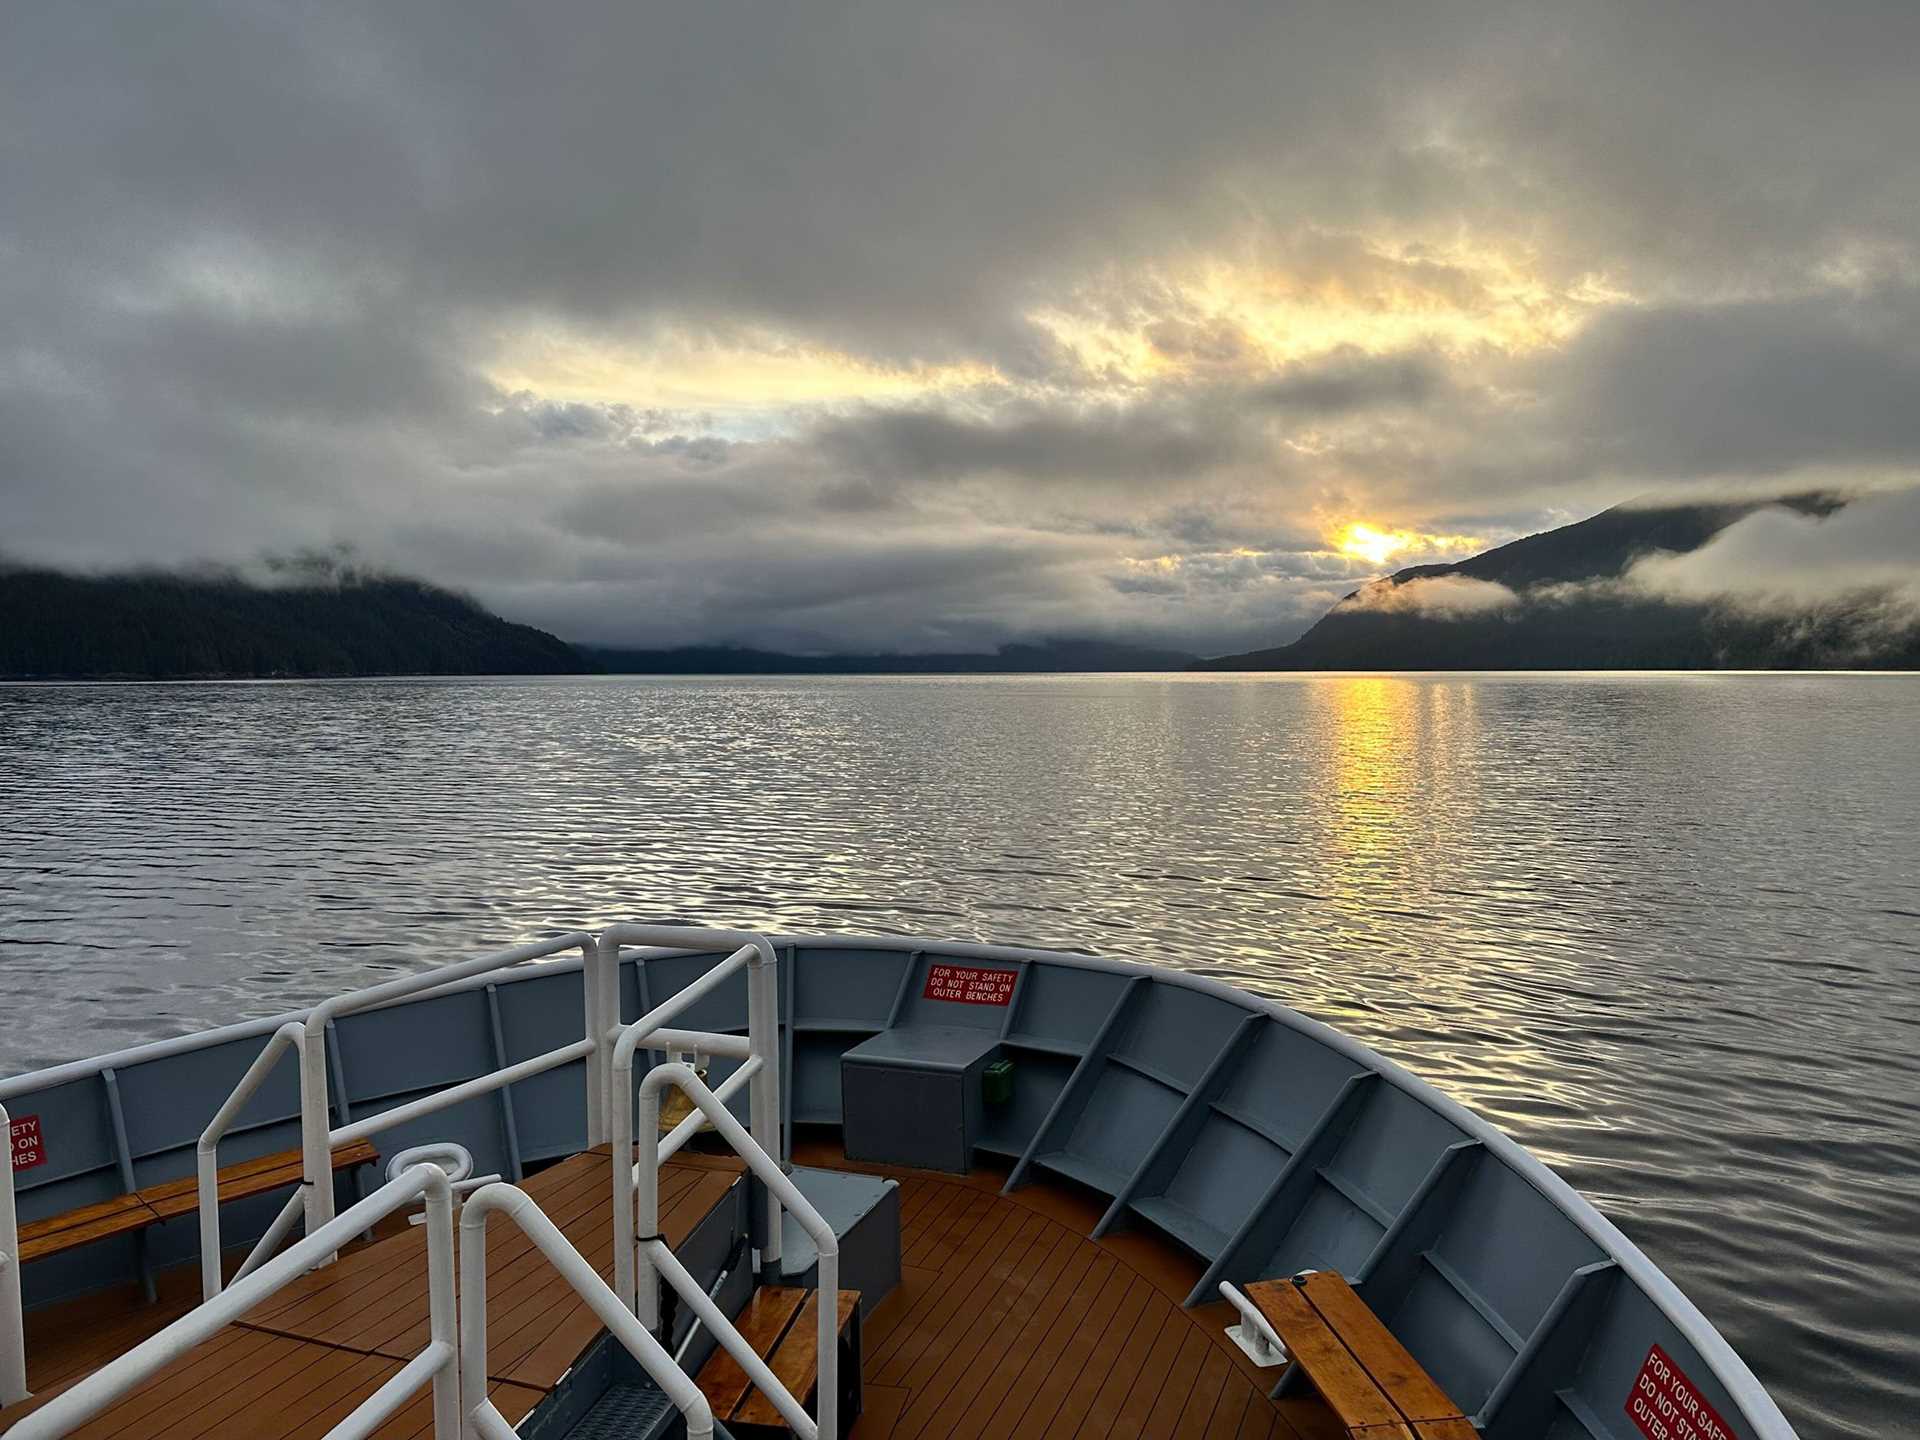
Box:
[560, 1381, 683, 1440]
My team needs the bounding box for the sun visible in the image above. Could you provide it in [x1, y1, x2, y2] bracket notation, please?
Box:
[1335, 523, 1414, 568]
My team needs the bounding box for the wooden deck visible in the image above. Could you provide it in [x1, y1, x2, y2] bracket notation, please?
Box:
[0, 1148, 744, 1438]
[5, 1140, 1341, 1439]
[793, 1139, 1340, 1440]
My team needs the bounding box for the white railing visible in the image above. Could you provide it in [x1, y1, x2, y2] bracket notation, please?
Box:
[4, 922, 806, 1429]
[4, 1164, 728, 1440]
[195, 1020, 305, 1300]
[0, 1103, 27, 1406]
[197, 933, 596, 1298]
[628, 1063, 839, 1440]
[595, 926, 839, 1438]
[7, 1162, 461, 1440]
[595, 924, 785, 1302]
[459, 1183, 714, 1440]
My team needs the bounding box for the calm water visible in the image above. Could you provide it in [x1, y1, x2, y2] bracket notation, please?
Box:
[1, 674, 1916, 1436]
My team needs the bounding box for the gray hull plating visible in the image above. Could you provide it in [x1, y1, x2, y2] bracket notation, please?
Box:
[0, 933, 1795, 1440]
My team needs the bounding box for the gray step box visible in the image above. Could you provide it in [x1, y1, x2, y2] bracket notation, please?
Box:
[778, 1166, 900, 1319]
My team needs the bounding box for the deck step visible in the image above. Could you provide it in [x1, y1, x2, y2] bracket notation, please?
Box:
[693, 1285, 861, 1437]
[555, 1381, 682, 1439]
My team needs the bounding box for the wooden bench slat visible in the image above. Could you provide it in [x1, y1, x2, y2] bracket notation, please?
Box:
[18, 1193, 154, 1241]
[141, 1141, 379, 1220]
[1413, 1420, 1480, 1440]
[18, 1143, 382, 1261]
[732, 1288, 860, 1427]
[1296, 1272, 1464, 1424]
[17, 1195, 160, 1263]
[137, 1164, 296, 1216]
[1244, 1280, 1411, 1437]
[696, 1285, 808, 1421]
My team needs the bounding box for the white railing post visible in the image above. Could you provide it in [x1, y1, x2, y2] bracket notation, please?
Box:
[633, 1074, 662, 1332]
[746, 943, 782, 1272]
[597, 934, 618, 1145]
[458, 1189, 490, 1440]
[298, 1017, 335, 1245]
[584, 936, 611, 1147]
[424, 1160, 460, 1440]
[0, 1102, 28, 1407]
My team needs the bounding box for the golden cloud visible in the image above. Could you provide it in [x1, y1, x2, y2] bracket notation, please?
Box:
[484, 324, 999, 415]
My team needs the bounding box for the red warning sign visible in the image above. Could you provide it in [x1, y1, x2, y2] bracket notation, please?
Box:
[10, 1115, 45, 1172]
[1626, 1344, 1739, 1440]
[922, 963, 1017, 1006]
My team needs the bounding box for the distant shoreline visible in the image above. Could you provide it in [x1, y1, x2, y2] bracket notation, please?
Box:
[7, 667, 1917, 684]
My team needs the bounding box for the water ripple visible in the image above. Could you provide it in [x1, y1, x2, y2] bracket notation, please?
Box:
[0, 673, 1916, 1438]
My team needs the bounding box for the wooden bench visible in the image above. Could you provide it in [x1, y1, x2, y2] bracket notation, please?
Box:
[16, 1141, 380, 1265]
[695, 1285, 861, 1437]
[1245, 1271, 1477, 1440]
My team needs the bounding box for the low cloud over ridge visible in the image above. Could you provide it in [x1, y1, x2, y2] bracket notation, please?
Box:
[1344, 575, 1522, 618]
[1628, 485, 1920, 615]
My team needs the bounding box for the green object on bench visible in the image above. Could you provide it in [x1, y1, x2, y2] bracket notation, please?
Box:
[982, 1058, 1014, 1105]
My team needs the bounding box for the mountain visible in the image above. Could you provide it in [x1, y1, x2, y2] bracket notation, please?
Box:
[1196, 494, 1920, 671]
[0, 562, 588, 679]
[585, 638, 1198, 674]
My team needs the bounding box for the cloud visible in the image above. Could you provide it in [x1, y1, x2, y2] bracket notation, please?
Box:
[1251, 349, 1450, 416]
[1553, 288, 1920, 480]
[1342, 574, 1521, 619]
[5, 1, 1920, 652]
[810, 394, 1250, 488]
[1626, 485, 1920, 615]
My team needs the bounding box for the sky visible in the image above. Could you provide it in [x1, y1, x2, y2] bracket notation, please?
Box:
[5, 1, 1920, 655]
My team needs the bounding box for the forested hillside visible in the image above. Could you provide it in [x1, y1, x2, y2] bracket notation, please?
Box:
[0, 564, 586, 679]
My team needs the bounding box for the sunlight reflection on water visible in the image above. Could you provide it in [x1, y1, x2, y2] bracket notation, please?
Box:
[1, 672, 1916, 1438]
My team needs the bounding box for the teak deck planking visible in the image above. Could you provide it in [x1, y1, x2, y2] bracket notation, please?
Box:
[789, 1137, 1343, 1440]
[7, 1139, 1352, 1439]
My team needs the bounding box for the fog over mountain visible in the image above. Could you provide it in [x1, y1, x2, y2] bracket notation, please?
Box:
[6, 3, 1920, 654]
[1201, 488, 1920, 670]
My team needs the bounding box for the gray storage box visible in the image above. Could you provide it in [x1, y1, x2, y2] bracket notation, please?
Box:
[840, 1026, 1003, 1173]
